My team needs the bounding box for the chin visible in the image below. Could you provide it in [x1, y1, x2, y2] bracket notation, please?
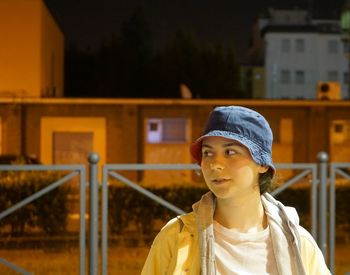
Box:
[209, 188, 236, 200]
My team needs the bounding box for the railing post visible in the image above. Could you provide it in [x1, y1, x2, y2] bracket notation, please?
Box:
[317, 151, 328, 261]
[88, 153, 100, 275]
[329, 163, 336, 275]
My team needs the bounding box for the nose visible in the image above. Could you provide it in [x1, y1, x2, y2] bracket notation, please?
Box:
[210, 158, 224, 171]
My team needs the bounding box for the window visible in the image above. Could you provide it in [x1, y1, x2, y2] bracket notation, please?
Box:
[281, 39, 290, 52]
[343, 40, 350, 53]
[295, 70, 305, 84]
[334, 123, 344, 133]
[328, 40, 338, 53]
[343, 72, 349, 84]
[280, 70, 291, 84]
[328, 71, 339, 81]
[331, 120, 350, 144]
[295, 39, 305, 52]
[146, 118, 188, 143]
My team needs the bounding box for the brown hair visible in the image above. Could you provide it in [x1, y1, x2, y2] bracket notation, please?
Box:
[259, 169, 274, 194]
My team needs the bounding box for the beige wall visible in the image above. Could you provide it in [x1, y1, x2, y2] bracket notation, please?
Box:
[0, 0, 63, 98]
[40, 117, 106, 165]
[142, 117, 192, 186]
[0, 104, 22, 155]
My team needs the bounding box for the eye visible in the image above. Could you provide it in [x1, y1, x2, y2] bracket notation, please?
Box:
[202, 150, 213, 158]
[225, 148, 236, 156]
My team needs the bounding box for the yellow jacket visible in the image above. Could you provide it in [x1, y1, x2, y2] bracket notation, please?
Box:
[141, 192, 331, 275]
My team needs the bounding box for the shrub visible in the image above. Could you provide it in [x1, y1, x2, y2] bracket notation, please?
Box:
[108, 185, 350, 236]
[0, 171, 70, 235]
[108, 186, 207, 235]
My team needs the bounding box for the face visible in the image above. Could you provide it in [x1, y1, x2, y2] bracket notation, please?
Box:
[201, 136, 268, 201]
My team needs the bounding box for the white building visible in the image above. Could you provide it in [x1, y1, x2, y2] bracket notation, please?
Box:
[262, 8, 349, 99]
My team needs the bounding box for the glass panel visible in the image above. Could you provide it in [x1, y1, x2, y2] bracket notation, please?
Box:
[280, 70, 291, 84]
[295, 39, 305, 52]
[295, 70, 305, 84]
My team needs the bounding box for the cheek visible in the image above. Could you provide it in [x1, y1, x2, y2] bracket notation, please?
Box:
[228, 161, 258, 180]
[200, 162, 210, 176]
[234, 166, 255, 178]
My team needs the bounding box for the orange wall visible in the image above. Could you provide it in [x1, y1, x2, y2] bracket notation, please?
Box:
[40, 2, 64, 97]
[0, 0, 63, 98]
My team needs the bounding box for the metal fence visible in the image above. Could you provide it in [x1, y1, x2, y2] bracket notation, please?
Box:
[1, 152, 349, 274]
[0, 164, 87, 275]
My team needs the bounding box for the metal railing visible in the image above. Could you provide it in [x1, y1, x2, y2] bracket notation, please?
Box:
[98, 152, 339, 275]
[100, 163, 198, 275]
[271, 163, 318, 238]
[0, 164, 86, 275]
[329, 162, 350, 274]
[1, 152, 348, 274]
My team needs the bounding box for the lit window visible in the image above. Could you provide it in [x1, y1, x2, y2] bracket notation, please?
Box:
[146, 118, 188, 144]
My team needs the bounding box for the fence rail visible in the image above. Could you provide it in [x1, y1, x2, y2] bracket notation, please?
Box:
[0, 152, 349, 274]
[0, 164, 86, 275]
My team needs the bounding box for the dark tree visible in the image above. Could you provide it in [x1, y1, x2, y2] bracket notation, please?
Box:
[151, 30, 242, 99]
[65, 44, 98, 97]
[113, 8, 153, 97]
[150, 29, 200, 98]
[64, 8, 243, 99]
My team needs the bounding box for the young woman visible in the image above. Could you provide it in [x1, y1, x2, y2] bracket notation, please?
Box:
[141, 106, 330, 275]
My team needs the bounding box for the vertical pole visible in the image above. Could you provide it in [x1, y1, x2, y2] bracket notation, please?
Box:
[317, 151, 328, 262]
[329, 164, 336, 274]
[79, 167, 86, 275]
[101, 166, 108, 275]
[88, 153, 100, 275]
[310, 165, 318, 239]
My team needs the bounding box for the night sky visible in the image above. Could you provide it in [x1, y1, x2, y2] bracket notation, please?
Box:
[44, 0, 343, 62]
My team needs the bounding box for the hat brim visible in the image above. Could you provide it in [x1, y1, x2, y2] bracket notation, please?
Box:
[190, 130, 276, 176]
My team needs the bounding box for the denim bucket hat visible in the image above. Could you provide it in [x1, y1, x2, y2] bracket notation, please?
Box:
[190, 106, 276, 175]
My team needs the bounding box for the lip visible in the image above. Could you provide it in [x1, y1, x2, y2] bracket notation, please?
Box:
[212, 178, 230, 184]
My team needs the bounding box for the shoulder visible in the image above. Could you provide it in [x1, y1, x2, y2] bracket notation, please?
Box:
[297, 226, 320, 251]
[154, 212, 196, 242]
[141, 212, 199, 274]
[297, 226, 331, 274]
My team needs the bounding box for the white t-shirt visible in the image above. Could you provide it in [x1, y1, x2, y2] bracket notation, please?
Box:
[214, 221, 279, 275]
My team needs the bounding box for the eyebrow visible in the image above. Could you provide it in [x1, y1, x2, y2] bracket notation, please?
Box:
[202, 142, 238, 149]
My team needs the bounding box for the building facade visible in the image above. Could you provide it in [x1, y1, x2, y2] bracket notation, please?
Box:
[1, 98, 350, 186]
[0, 0, 64, 98]
[262, 9, 349, 99]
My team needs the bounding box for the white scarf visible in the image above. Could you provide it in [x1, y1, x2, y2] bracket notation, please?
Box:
[192, 192, 306, 275]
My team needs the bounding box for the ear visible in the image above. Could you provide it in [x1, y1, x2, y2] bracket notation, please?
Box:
[258, 165, 269, 174]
